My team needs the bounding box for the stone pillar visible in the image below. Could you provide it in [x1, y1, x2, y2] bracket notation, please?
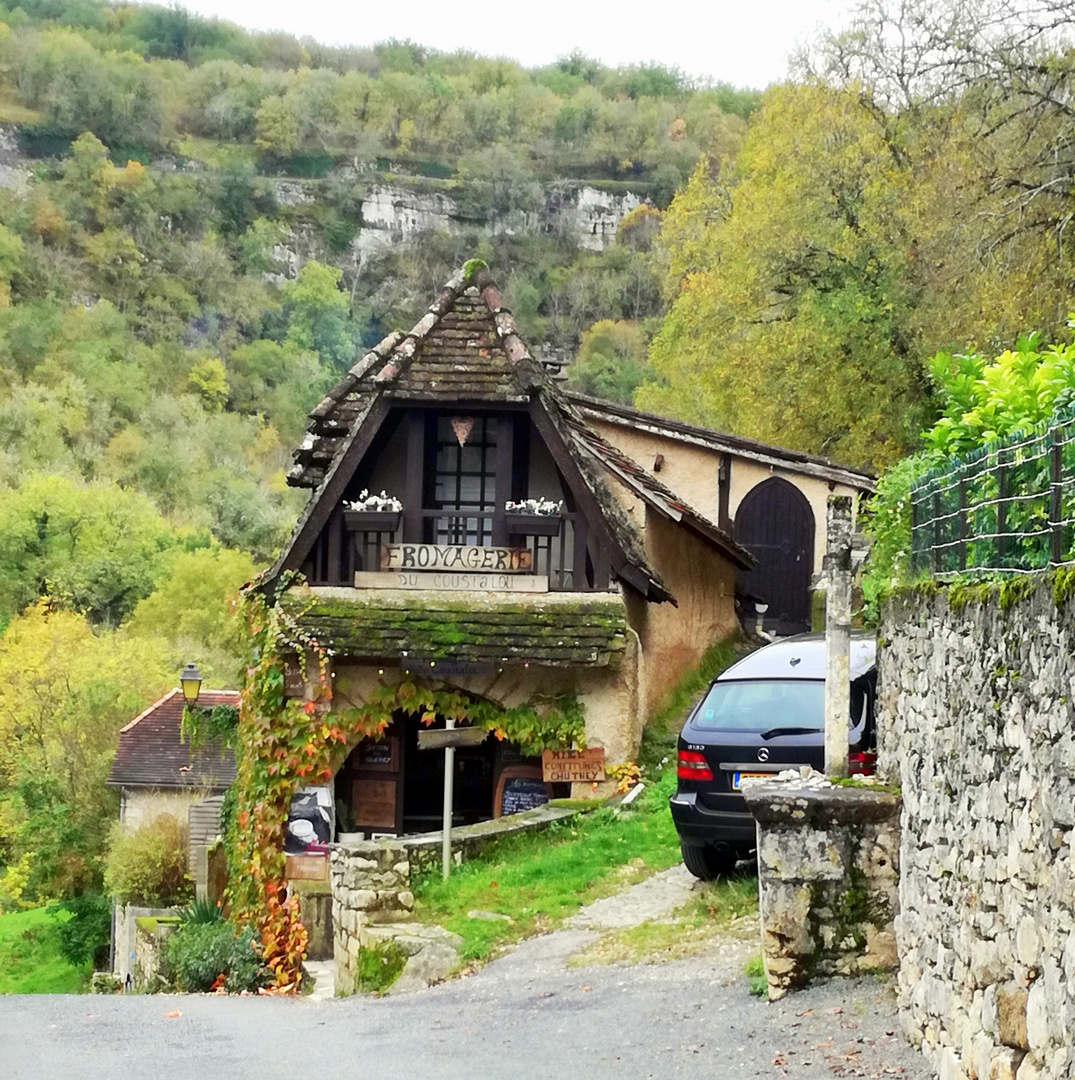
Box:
[822, 496, 853, 778]
[743, 782, 900, 1000]
[329, 841, 413, 996]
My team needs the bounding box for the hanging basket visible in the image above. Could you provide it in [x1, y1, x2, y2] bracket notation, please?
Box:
[504, 512, 563, 537]
[344, 510, 402, 533]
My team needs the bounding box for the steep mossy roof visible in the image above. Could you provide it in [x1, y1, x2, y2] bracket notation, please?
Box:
[280, 586, 628, 668]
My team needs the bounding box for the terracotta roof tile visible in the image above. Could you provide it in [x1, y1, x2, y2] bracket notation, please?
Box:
[107, 689, 238, 790]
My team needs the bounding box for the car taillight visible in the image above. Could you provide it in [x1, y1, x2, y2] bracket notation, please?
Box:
[677, 749, 714, 781]
[849, 750, 877, 775]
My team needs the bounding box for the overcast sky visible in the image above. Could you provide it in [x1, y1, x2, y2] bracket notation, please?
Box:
[179, 0, 850, 89]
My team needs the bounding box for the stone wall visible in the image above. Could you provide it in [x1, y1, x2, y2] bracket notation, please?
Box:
[880, 580, 1075, 1080]
[330, 841, 414, 994]
[743, 781, 900, 1000]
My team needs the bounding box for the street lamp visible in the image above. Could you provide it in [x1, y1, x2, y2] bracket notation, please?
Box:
[180, 662, 203, 704]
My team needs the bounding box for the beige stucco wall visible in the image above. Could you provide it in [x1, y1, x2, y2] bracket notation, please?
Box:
[120, 788, 216, 832]
[587, 417, 865, 575]
[632, 510, 739, 716]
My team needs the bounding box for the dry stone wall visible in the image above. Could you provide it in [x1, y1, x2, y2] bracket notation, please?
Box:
[880, 580, 1075, 1080]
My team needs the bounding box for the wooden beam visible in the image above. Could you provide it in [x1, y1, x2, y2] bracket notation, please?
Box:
[280, 398, 391, 574]
[404, 411, 425, 544]
[529, 396, 632, 590]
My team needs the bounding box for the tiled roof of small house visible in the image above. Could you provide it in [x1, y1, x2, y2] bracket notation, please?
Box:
[107, 689, 238, 791]
[280, 587, 629, 668]
[269, 264, 751, 602]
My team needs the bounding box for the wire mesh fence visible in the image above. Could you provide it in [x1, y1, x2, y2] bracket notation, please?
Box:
[910, 409, 1075, 576]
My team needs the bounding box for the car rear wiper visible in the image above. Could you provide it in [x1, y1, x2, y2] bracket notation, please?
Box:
[760, 726, 822, 740]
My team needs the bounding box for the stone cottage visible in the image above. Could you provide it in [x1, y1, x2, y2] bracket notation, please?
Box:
[107, 688, 237, 832]
[259, 262, 755, 841]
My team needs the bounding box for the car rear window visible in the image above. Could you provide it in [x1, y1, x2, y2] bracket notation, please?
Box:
[690, 679, 825, 732]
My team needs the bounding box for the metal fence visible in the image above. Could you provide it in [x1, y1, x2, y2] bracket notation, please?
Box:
[910, 409, 1075, 576]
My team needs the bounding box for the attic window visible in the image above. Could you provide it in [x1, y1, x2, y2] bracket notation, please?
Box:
[432, 415, 498, 546]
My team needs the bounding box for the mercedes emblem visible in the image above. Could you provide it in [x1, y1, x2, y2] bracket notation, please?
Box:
[757, 747, 770, 762]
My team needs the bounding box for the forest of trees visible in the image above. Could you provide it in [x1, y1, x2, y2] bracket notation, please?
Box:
[5, 0, 1075, 911]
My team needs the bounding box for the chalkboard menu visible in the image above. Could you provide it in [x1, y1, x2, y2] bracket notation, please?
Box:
[356, 737, 397, 770]
[500, 777, 549, 816]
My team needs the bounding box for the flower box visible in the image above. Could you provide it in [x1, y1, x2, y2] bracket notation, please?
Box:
[343, 510, 402, 533]
[504, 512, 563, 537]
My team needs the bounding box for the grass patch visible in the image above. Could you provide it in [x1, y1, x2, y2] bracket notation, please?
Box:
[744, 950, 768, 997]
[0, 907, 90, 994]
[568, 873, 759, 967]
[355, 940, 407, 994]
[638, 635, 755, 775]
[412, 769, 682, 964]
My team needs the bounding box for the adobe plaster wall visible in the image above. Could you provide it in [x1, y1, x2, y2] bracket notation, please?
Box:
[879, 580, 1075, 1080]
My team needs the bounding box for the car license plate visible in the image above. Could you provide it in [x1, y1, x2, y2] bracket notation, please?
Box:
[732, 771, 769, 791]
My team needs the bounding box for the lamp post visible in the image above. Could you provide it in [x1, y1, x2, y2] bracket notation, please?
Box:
[180, 662, 203, 705]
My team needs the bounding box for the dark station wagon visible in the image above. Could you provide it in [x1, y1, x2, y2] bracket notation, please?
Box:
[669, 632, 877, 879]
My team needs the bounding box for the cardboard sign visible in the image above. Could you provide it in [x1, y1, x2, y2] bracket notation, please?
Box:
[355, 571, 548, 592]
[380, 543, 533, 573]
[541, 747, 606, 784]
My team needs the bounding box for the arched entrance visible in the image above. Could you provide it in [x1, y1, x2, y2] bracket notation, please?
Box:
[734, 477, 815, 636]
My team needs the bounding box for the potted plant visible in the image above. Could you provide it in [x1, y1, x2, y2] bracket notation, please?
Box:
[343, 490, 403, 533]
[504, 498, 564, 537]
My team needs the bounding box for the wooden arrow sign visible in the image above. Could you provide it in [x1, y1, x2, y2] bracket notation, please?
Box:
[417, 727, 489, 751]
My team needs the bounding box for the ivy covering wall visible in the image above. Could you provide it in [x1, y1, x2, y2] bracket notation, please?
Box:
[203, 578, 587, 988]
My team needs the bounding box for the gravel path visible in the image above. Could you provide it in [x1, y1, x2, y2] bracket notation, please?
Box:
[566, 862, 699, 929]
[0, 864, 936, 1079]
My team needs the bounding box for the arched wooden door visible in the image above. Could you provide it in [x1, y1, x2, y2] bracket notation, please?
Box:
[734, 478, 815, 636]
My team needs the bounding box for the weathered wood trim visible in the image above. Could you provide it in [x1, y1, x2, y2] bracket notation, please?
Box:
[529, 397, 628, 592]
[278, 398, 392, 575]
[404, 411, 425, 544]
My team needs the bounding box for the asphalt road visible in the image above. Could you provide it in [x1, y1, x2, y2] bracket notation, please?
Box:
[0, 929, 932, 1080]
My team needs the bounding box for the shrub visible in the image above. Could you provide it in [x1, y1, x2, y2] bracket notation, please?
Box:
[163, 921, 267, 993]
[103, 815, 192, 907]
[178, 897, 225, 925]
[55, 892, 111, 969]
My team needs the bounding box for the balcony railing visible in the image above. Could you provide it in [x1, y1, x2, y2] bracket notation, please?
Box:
[309, 508, 590, 591]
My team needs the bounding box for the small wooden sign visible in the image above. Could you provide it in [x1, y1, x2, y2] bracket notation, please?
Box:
[355, 571, 548, 593]
[282, 658, 305, 698]
[542, 747, 606, 784]
[381, 543, 533, 573]
[353, 777, 397, 830]
[285, 854, 328, 881]
[417, 727, 489, 751]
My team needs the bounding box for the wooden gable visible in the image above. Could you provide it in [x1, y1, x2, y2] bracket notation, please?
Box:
[265, 264, 751, 603]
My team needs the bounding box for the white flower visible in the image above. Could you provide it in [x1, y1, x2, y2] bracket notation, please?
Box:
[505, 498, 563, 516]
[346, 489, 403, 513]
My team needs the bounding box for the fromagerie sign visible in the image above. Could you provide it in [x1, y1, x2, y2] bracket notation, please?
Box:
[380, 543, 533, 573]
